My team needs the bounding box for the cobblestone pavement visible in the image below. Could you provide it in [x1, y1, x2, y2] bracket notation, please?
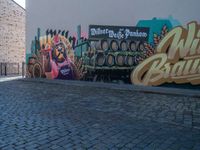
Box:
[0, 80, 200, 150]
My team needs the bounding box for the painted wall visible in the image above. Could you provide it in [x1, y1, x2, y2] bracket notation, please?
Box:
[26, 0, 200, 86]
[26, 0, 200, 53]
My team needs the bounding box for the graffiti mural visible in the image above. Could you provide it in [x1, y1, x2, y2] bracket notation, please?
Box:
[27, 29, 86, 80]
[27, 25, 151, 83]
[131, 21, 200, 86]
[26, 18, 200, 87]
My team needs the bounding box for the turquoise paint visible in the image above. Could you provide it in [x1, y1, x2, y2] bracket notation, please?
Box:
[75, 25, 88, 57]
[137, 18, 173, 45]
[26, 53, 32, 63]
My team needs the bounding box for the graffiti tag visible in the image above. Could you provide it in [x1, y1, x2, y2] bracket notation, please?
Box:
[131, 21, 200, 86]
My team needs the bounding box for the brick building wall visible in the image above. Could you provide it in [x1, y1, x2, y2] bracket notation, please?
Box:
[0, 0, 25, 65]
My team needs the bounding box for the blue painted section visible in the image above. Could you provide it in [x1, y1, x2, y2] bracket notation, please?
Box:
[137, 18, 173, 45]
[75, 25, 88, 57]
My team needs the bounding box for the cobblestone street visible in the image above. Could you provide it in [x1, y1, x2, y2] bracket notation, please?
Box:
[0, 79, 200, 150]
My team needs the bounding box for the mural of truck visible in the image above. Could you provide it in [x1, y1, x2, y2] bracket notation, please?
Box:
[26, 17, 180, 83]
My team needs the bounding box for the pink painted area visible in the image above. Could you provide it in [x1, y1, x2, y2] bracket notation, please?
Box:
[72, 31, 88, 39]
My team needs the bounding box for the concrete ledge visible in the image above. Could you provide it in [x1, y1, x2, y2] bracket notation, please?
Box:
[0, 76, 23, 82]
[19, 78, 200, 98]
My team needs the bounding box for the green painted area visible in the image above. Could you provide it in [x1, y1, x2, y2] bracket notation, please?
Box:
[74, 39, 88, 57]
[74, 25, 89, 57]
[26, 53, 32, 64]
[137, 18, 173, 45]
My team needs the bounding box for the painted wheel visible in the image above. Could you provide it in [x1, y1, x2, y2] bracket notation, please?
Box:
[28, 57, 37, 74]
[32, 63, 42, 78]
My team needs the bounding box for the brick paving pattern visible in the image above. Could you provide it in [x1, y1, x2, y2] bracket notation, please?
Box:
[0, 80, 200, 150]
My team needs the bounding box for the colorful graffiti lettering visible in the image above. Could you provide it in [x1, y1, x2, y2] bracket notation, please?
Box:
[27, 18, 200, 87]
[131, 21, 200, 86]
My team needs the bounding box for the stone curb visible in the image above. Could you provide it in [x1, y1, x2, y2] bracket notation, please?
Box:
[0, 76, 23, 82]
[18, 78, 200, 98]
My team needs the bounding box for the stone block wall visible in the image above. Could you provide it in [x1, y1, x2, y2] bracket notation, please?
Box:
[0, 0, 25, 65]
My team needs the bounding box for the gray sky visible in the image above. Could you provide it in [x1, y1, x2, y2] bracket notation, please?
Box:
[26, 0, 200, 52]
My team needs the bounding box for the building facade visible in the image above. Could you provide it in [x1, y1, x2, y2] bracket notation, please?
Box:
[0, 0, 25, 65]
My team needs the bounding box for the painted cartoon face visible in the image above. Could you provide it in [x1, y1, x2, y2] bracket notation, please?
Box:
[53, 42, 66, 62]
